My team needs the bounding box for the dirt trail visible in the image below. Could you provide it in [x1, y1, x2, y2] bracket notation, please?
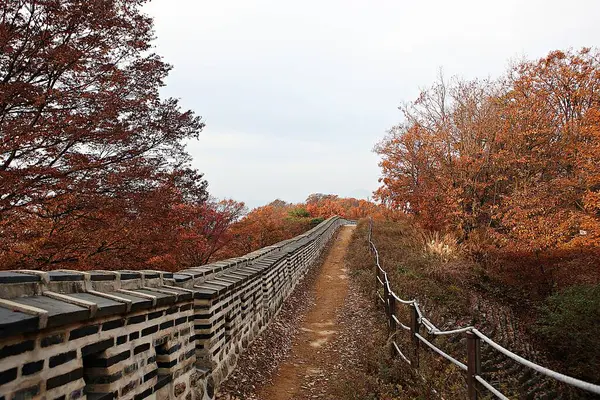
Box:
[257, 225, 355, 400]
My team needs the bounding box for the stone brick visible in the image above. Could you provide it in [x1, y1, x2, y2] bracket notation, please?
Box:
[69, 324, 99, 340]
[156, 343, 180, 355]
[206, 376, 215, 398]
[102, 319, 125, 331]
[141, 325, 158, 336]
[13, 384, 40, 400]
[148, 310, 164, 320]
[154, 374, 172, 391]
[127, 315, 146, 325]
[81, 338, 114, 356]
[174, 382, 186, 397]
[69, 387, 84, 400]
[134, 343, 150, 355]
[157, 359, 177, 369]
[144, 368, 158, 382]
[133, 387, 153, 400]
[86, 370, 122, 385]
[0, 340, 34, 359]
[22, 360, 44, 375]
[121, 379, 137, 396]
[166, 306, 179, 315]
[179, 304, 192, 312]
[49, 350, 77, 367]
[41, 333, 64, 348]
[180, 327, 190, 336]
[154, 336, 169, 347]
[85, 350, 130, 368]
[0, 367, 17, 386]
[160, 320, 174, 330]
[124, 362, 139, 375]
[193, 385, 205, 400]
[46, 367, 84, 390]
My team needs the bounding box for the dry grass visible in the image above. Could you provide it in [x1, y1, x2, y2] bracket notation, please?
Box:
[340, 218, 475, 399]
[342, 218, 599, 399]
[421, 231, 461, 262]
[369, 219, 476, 319]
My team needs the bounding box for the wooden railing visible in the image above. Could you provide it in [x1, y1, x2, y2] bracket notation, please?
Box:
[368, 219, 600, 399]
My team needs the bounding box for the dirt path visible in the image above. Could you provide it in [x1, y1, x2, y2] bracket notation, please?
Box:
[217, 225, 375, 400]
[256, 225, 355, 399]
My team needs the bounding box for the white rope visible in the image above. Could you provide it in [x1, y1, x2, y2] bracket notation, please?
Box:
[432, 326, 474, 336]
[414, 302, 424, 319]
[415, 333, 467, 371]
[392, 315, 411, 331]
[420, 317, 439, 333]
[392, 341, 412, 365]
[421, 316, 474, 336]
[391, 292, 416, 304]
[475, 376, 510, 400]
[473, 329, 600, 395]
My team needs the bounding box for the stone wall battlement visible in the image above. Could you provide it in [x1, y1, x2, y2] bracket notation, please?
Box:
[0, 216, 347, 400]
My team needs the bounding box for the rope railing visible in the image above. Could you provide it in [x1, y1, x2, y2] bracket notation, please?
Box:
[367, 218, 600, 399]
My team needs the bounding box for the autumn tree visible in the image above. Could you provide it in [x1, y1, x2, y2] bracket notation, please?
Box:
[496, 49, 600, 253]
[212, 201, 311, 260]
[170, 199, 247, 269]
[305, 193, 386, 220]
[211, 194, 397, 261]
[0, 0, 210, 270]
[375, 74, 505, 232]
[376, 49, 600, 255]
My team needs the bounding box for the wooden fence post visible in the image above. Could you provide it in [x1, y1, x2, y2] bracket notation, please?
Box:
[383, 277, 390, 317]
[466, 331, 481, 400]
[410, 304, 420, 368]
[388, 291, 397, 332]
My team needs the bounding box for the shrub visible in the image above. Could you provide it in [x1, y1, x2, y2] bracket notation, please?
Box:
[310, 217, 325, 226]
[535, 285, 600, 381]
[288, 207, 310, 219]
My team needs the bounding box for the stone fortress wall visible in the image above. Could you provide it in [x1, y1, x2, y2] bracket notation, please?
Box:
[0, 216, 348, 400]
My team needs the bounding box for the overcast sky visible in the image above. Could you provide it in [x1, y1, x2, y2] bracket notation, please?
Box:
[144, 0, 600, 208]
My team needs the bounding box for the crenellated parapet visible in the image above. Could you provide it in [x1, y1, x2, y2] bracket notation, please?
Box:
[0, 216, 348, 400]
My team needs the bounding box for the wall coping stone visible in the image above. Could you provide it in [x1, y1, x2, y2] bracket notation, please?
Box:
[0, 216, 344, 339]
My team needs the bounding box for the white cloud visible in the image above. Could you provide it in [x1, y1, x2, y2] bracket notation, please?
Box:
[186, 128, 380, 207]
[145, 0, 600, 207]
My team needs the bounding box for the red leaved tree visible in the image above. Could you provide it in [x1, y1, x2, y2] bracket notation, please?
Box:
[0, 1, 210, 270]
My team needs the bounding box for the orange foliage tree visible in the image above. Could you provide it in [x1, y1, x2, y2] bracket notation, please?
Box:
[376, 49, 600, 256]
[213, 195, 396, 261]
[212, 200, 313, 260]
[305, 193, 398, 220]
